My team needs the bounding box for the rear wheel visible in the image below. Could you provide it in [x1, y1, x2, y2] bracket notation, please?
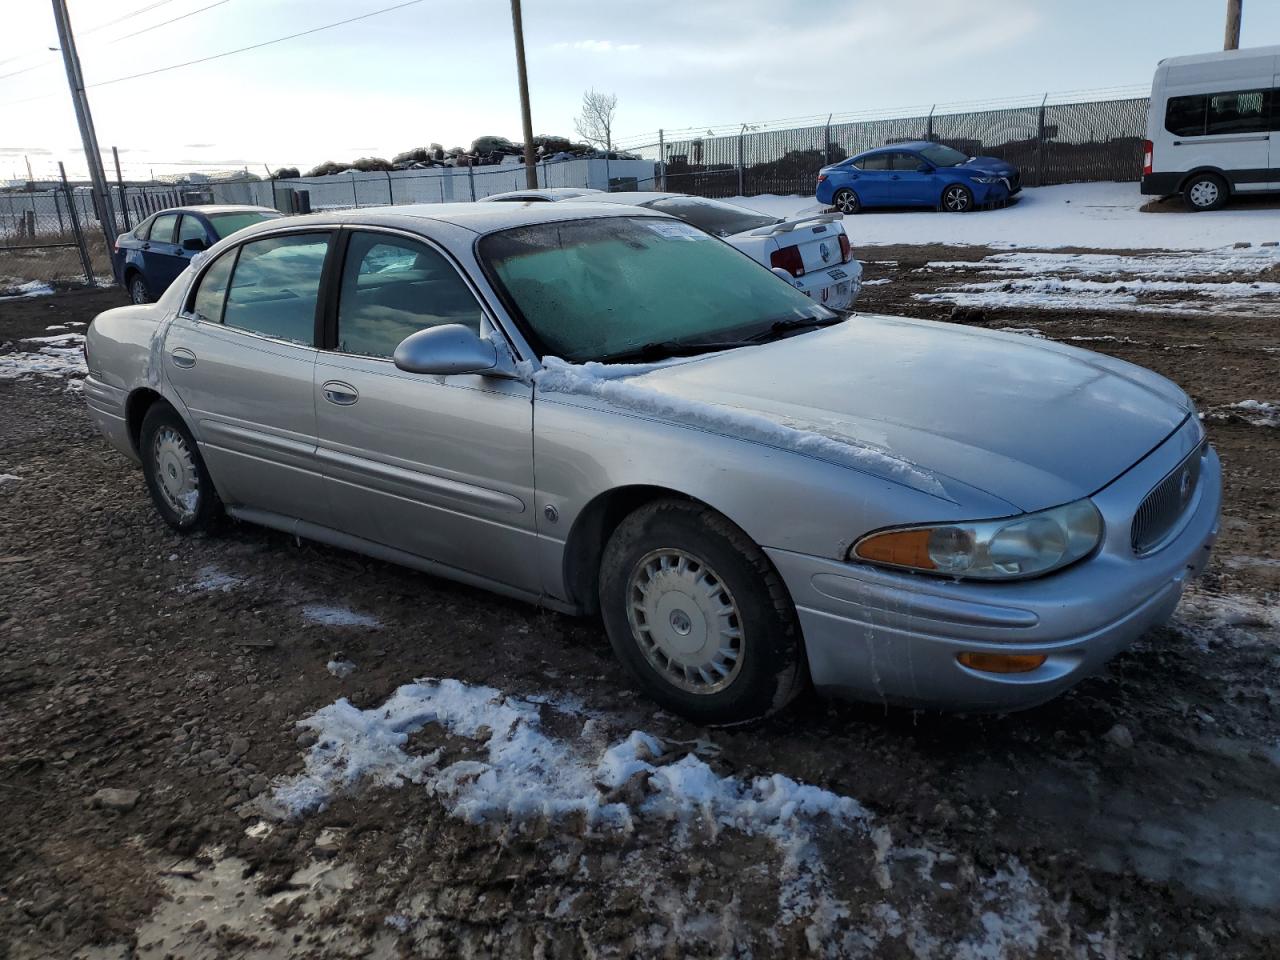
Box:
[941, 184, 974, 212]
[140, 403, 220, 532]
[127, 273, 151, 304]
[831, 188, 860, 214]
[599, 499, 805, 725]
[1183, 173, 1228, 211]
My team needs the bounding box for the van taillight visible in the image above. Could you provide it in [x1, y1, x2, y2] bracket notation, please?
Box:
[770, 245, 805, 277]
[838, 233, 851, 263]
[1142, 140, 1153, 176]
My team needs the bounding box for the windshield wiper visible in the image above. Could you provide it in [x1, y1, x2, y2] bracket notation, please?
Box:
[745, 315, 845, 343]
[604, 338, 747, 364]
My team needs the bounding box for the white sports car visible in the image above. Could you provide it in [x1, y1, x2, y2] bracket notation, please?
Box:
[481, 190, 861, 311]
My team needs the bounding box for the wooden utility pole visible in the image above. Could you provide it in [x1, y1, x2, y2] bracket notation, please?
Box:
[509, 0, 538, 189]
[1225, 0, 1242, 50]
[51, 0, 118, 250]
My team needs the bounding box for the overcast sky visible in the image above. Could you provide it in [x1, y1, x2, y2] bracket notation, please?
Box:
[2, 0, 1278, 180]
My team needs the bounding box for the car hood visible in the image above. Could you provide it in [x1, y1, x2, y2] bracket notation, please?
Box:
[956, 156, 1018, 177]
[585, 316, 1189, 512]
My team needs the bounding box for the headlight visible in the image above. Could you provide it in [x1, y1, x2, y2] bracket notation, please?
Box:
[971, 175, 1001, 184]
[850, 499, 1103, 581]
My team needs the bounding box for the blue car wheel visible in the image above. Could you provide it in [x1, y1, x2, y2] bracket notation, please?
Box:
[941, 184, 974, 213]
[831, 188, 860, 214]
[127, 272, 151, 304]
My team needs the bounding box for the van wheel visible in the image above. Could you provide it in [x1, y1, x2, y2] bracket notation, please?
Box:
[598, 499, 806, 725]
[1183, 173, 1227, 211]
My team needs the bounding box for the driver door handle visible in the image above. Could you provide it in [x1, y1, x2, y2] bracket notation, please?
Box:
[322, 381, 359, 406]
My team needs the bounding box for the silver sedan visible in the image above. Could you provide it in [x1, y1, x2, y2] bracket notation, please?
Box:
[82, 202, 1220, 724]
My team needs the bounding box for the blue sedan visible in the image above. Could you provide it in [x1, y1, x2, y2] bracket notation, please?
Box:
[816, 142, 1021, 214]
[113, 205, 282, 304]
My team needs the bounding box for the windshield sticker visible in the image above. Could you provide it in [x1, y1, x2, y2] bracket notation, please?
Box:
[643, 220, 703, 241]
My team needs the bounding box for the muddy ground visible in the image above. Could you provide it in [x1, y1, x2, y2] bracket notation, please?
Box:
[1, 246, 1278, 959]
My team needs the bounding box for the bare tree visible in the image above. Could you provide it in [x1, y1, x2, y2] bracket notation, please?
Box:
[574, 89, 618, 153]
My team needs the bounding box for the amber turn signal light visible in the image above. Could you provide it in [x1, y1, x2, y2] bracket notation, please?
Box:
[956, 652, 1048, 674]
[853, 528, 936, 569]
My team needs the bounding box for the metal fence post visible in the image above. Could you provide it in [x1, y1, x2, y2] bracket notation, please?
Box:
[926, 105, 935, 142]
[737, 125, 746, 196]
[658, 128, 665, 190]
[351, 174, 359, 208]
[468, 163, 476, 201]
[823, 114, 832, 164]
[385, 169, 394, 205]
[1036, 92, 1048, 187]
[59, 161, 95, 287]
[112, 146, 131, 230]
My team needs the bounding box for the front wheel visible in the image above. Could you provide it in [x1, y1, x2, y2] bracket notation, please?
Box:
[941, 184, 974, 212]
[140, 403, 221, 532]
[599, 499, 805, 725]
[831, 188, 860, 214]
[1183, 173, 1228, 211]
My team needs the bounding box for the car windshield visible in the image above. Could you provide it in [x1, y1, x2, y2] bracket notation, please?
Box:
[644, 197, 780, 237]
[479, 216, 835, 363]
[918, 144, 969, 167]
[207, 211, 282, 238]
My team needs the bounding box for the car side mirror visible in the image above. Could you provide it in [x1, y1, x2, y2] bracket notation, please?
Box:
[182, 237, 207, 251]
[917, 163, 934, 173]
[393, 324, 517, 378]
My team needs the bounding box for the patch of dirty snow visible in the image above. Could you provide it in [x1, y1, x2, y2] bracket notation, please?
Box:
[923, 247, 1280, 278]
[45, 324, 69, 331]
[0, 334, 86, 383]
[327, 658, 357, 679]
[996, 326, 1047, 339]
[301, 605, 383, 629]
[532, 355, 946, 498]
[187, 565, 244, 593]
[271, 678, 1078, 954]
[862, 277, 892, 286]
[1174, 588, 1279, 652]
[1212, 400, 1280, 428]
[0, 473, 20, 484]
[0, 279, 54, 300]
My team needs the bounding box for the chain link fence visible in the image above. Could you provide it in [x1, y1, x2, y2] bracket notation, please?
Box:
[637, 96, 1150, 198]
[0, 183, 109, 297]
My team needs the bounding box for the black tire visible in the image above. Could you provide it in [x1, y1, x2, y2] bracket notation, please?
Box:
[1182, 172, 1228, 212]
[941, 184, 974, 212]
[831, 188, 860, 214]
[598, 499, 805, 725]
[139, 402, 221, 533]
[127, 272, 151, 305]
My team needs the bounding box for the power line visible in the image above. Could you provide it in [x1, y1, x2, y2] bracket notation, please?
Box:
[81, 0, 186, 36]
[108, 0, 231, 43]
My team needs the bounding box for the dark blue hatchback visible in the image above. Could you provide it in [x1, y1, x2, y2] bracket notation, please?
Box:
[113, 205, 282, 303]
[816, 142, 1021, 214]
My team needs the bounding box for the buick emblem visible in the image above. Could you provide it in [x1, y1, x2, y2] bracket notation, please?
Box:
[819, 242, 831, 264]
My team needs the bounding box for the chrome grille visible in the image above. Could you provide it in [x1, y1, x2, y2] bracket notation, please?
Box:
[1131, 443, 1204, 554]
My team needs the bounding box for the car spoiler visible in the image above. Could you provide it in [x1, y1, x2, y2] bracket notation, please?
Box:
[748, 211, 844, 237]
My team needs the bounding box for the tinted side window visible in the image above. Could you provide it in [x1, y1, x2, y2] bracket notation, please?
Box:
[177, 215, 209, 246]
[223, 233, 330, 345]
[190, 249, 236, 323]
[1166, 95, 1207, 136]
[859, 154, 891, 171]
[888, 152, 925, 171]
[150, 213, 179, 243]
[1206, 89, 1270, 135]
[336, 232, 484, 359]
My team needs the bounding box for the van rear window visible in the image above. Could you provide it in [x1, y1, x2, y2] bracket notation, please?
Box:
[1166, 89, 1274, 137]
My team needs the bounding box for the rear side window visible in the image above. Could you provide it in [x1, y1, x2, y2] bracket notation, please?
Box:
[335, 232, 484, 358]
[150, 213, 179, 243]
[190, 249, 236, 323]
[645, 197, 778, 237]
[858, 154, 891, 171]
[222, 233, 331, 345]
[1206, 89, 1271, 135]
[133, 216, 154, 241]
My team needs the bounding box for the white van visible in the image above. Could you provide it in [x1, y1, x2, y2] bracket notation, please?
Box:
[1142, 45, 1278, 210]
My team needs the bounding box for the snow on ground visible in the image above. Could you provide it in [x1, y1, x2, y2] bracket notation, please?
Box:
[730, 182, 1280, 251]
[0, 473, 20, 484]
[922, 248, 1280, 277]
[186, 565, 245, 593]
[301, 605, 383, 629]
[0, 279, 54, 300]
[1210, 400, 1280, 428]
[0, 333, 86, 383]
[270, 678, 1078, 954]
[326, 658, 357, 679]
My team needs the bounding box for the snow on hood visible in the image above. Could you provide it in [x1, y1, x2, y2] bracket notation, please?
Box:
[531, 354, 948, 499]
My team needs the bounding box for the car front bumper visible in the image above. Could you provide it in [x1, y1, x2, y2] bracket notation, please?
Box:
[767, 425, 1221, 711]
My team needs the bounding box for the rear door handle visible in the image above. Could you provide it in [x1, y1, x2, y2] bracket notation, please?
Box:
[170, 348, 196, 368]
[322, 381, 359, 405]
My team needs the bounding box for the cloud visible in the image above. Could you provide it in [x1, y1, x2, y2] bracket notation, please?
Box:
[552, 39, 641, 53]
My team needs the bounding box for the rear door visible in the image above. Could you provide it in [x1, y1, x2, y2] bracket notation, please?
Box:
[163, 230, 333, 526]
[850, 153, 891, 203]
[313, 228, 539, 592]
[890, 151, 942, 206]
[142, 213, 187, 291]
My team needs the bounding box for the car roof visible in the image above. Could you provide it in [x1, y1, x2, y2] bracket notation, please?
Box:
[857, 142, 931, 157]
[139, 204, 280, 218]
[581, 191, 683, 205]
[479, 187, 605, 201]
[225, 201, 670, 240]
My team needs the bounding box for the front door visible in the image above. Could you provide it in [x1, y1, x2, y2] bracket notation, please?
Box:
[312, 229, 539, 593]
[163, 230, 333, 525]
[886, 151, 939, 206]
